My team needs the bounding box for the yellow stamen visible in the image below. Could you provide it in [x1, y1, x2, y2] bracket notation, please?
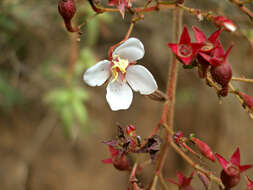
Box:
[111, 55, 129, 82]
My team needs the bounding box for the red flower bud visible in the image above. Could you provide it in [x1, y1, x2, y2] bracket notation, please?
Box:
[126, 125, 136, 136]
[236, 91, 253, 111]
[173, 131, 183, 144]
[58, 0, 79, 32]
[213, 16, 237, 32]
[190, 135, 215, 162]
[216, 148, 252, 189]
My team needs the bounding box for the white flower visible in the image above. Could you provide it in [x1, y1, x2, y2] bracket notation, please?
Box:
[83, 38, 158, 111]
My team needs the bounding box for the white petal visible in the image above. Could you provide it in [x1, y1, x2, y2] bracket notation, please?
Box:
[113, 38, 144, 62]
[126, 65, 158, 95]
[83, 60, 111, 87]
[106, 79, 133, 111]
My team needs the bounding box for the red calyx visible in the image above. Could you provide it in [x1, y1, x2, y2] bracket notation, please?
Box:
[168, 26, 203, 66]
[192, 26, 222, 53]
[200, 43, 233, 96]
[58, 0, 79, 32]
[192, 27, 223, 79]
[245, 176, 253, 190]
[168, 171, 195, 190]
[102, 145, 131, 171]
[190, 135, 216, 162]
[216, 148, 252, 189]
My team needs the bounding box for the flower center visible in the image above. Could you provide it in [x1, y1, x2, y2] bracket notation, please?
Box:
[201, 42, 214, 52]
[226, 164, 240, 176]
[178, 44, 192, 57]
[111, 55, 129, 82]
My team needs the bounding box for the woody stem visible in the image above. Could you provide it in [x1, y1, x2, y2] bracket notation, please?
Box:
[149, 7, 183, 190]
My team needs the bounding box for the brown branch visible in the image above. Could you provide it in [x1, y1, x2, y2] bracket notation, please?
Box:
[229, 0, 253, 20]
[149, 7, 183, 190]
[169, 139, 225, 189]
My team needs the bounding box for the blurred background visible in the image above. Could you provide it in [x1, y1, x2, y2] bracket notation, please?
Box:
[0, 0, 253, 189]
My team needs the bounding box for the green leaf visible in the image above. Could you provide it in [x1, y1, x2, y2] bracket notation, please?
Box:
[73, 87, 89, 101]
[86, 18, 99, 46]
[60, 105, 74, 136]
[75, 47, 97, 76]
[0, 75, 23, 110]
[72, 99, 87, 125]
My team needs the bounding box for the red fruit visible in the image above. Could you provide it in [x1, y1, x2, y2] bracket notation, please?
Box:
[210, 62, 232, 87]
[210, 62, 232, 96]
[190, 135, 216, 162]
[58, 0, 79, 32]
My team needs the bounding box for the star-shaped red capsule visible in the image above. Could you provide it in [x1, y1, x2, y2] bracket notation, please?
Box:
[192, 26, 222, 53]
[216, 148, 252, 189]
[168, 26, 203, 65]
[168, 171, 195, 190]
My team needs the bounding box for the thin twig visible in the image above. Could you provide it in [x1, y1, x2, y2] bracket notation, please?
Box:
[232, 77, 253, 83]
[229, 0, 253, 20]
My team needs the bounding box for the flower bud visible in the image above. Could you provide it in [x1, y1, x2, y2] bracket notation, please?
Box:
[190, 134, 216, 162]
[213, 16, 237, 32]
[173, 131, 183, 144]
[58, 0, 79, 32]
[236, 91, 253, 111]
[126, 125, 136, 136]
